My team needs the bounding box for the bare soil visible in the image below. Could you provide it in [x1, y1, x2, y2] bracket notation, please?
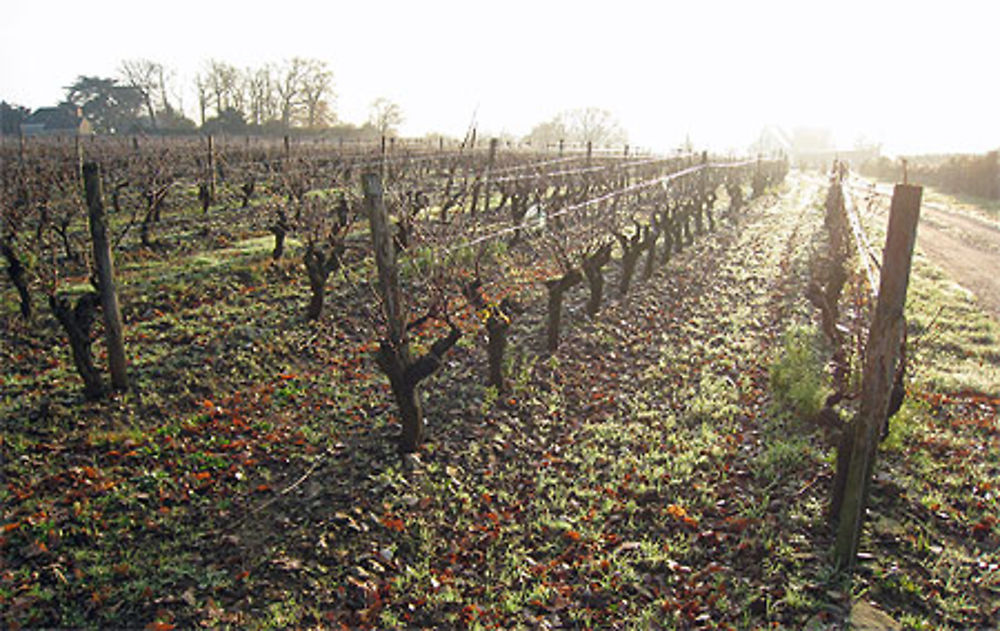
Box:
[855, 179, 1000, 321]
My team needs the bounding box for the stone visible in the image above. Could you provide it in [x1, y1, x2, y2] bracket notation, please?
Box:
[849, 600, 901, 630]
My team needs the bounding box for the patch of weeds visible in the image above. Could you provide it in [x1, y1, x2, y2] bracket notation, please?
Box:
[753, 432, 817, 488]
[770, 325, 829, 421]
[880, 398, 927, 452]
[688, 374, 740, 425]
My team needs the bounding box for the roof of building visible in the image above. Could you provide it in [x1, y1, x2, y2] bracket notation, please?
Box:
[24, 106, 83, 130]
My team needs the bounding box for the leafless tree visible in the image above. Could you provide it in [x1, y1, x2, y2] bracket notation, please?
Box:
[369, 97, 404, 137]
[566, 107, 627, 147]
[204, 59, 242, 117]
[300, 59, 334, 129]
[194, 74, 209, 126]
[274, 57, 308, 128]
[245, 65, 275, 127]
[119, 59, 166, 128]
[525, 107, 627, 148]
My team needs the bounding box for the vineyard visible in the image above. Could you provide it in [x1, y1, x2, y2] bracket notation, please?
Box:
[2, 135, 999, 629]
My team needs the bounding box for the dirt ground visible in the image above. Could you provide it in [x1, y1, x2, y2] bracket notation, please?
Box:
[852, 177, 1000, 321]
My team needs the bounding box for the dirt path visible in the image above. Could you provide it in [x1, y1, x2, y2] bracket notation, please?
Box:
[851, 177, 1000, 321]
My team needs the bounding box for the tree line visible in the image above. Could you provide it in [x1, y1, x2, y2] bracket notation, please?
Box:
[1, 57, 404, 138]
[860, 151, 999, 200]
[2, 59, 633, 151]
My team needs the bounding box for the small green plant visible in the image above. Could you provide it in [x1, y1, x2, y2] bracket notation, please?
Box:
[769, 325, 829, 420]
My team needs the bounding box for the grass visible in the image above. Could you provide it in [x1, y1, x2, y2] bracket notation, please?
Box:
[839, 176, 1000, 628]
[906, 257, 1000, 395]
[922, 187, 1000, 221]
[1, 172, 998, 629]
[769, 324, 830, 421]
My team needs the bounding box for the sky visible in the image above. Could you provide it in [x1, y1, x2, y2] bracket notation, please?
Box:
[2, 0, 997, 155]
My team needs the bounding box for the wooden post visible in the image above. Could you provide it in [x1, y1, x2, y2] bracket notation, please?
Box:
[74, 135, 84, 178]
[364, 170, 460, 453]
[697, 151, 709, 234]
[586, 141, 593, 167]
[363, 172, 407, 348]
[483, 138, 498, 213]
[559, 139, 564, 156]
[283, 134, 290, 160]
[207, 135, 216, 202]
[834, 184, 922, 570]
[439, 136, 444, 151]
[83, 163, 129, 392]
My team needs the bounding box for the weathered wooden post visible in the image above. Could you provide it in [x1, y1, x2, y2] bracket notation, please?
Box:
[697, 151, 709, 234]
[482, 138, 498, 213]
[833, 183, 922, 570]
[207, 135, 216, 202]
[363, 171, 461, 453]
[558, 139, 564, 156]
[83, 162, 128, 392]
[586, 141, 593, 167]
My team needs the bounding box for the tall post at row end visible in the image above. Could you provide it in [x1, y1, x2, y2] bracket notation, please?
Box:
[482, 138, 498, 213]
[834, 183, 922, 570]
[207, 135, 216, 202]
[82, 162, 129, 392]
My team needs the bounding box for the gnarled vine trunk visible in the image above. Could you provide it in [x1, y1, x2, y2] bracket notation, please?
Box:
[50, 292, 104, 400]
[545, 269, 582, 352]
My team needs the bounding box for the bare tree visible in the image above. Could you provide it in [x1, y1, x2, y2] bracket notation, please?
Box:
[525, 118, 568, 148]
[300, 59, 334, 129]
[369, 97, 403, 137]
[275, 57, 308, 128]
[245, 65, 275, 127]
[566, 107, 627, 147]
[204, 59, 242, 118]
[194, 74, 209, 126]
[119, 59, 163, 128]
[525, 107, 627, 148]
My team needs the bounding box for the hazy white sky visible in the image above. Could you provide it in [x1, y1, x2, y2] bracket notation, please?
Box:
[1, 0, 997, 155]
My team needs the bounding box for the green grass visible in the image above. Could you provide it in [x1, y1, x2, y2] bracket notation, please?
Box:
[839, 178, 1000, 629]
[905, 255, 1000, 395]
[2, 172, 997, 629]
[769, 324, 830, 421]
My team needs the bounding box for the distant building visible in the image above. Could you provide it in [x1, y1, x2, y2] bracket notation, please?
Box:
[751, 125, 793, 157]
[20, 106, 93, 136]
[751, 125, 880, 168]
